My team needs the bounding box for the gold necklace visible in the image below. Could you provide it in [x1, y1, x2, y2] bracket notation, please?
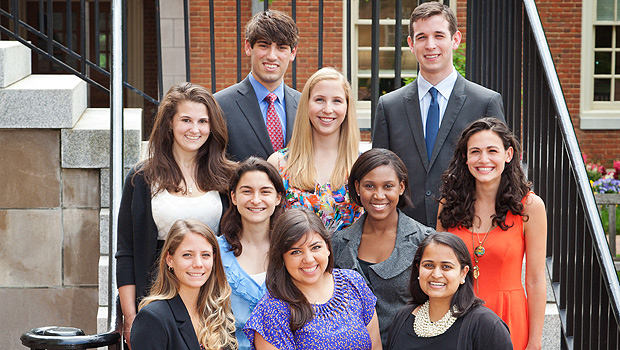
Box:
[471, 223, 493, 294]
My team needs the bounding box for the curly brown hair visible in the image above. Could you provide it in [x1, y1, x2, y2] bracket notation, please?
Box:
[438, 117, 530, 230]
[137, 82, 236, 195]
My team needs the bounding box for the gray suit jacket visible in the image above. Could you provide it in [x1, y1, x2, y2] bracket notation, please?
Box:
[332, 210, 434, 348]
[214, 76, 301, 161]
[372, 74, 505, 228]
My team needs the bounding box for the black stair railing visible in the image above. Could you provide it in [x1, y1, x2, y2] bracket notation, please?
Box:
[0, 0, 166, 106]
[468, 1, 620, 349]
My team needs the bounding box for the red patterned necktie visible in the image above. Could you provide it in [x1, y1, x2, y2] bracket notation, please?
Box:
[265, 93, 284, 151]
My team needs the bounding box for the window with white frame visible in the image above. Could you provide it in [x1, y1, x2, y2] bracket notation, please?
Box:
[350, 0, 418, 127]
[581, 0, 620, 128]
[349, 0, 456, 128]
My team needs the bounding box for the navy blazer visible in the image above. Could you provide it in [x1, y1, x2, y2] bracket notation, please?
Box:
[131, 295, 201, 350]
[372, 74, 505, 228]
[214, 76, 300, 161]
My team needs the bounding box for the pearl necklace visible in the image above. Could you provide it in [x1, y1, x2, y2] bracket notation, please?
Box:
[413, 301, 457, 337]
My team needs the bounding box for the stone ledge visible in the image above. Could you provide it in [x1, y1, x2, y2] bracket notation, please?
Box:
[61, 108, 142, 168]
[0, 75, 86, 128]
[100, 208, 110, 255]
[0, 41, 31, 88]
[99, 255, 109, 307]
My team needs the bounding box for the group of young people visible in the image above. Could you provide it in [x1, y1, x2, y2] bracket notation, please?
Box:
[116, 2, 547, 350]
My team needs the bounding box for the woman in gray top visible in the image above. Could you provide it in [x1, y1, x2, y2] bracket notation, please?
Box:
[332, 148, 434, 348]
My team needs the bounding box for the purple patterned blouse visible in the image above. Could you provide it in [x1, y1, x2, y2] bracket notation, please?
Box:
[244, 269, 377, 350]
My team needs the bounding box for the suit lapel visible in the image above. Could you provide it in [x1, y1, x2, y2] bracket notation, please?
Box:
[168, 295, 201, 350]
[284, 85, 298, 145]
[429, 74, 466, 167]
[404, 81, 430, 171]
[235, 78, 274, 155]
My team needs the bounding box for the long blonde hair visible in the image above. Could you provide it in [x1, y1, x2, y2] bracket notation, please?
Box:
[285, 67, 360, 190]
[140, 219, 237, 350]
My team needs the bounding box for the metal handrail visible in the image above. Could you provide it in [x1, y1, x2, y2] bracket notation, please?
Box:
[0, 0, 160, 106]
[523, 0, 620, 321]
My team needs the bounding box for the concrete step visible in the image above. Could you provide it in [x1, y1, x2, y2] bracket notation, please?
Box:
[0, 41, 31, 88]
[61, 108, 142, 169]
[543, 303, 561, 349]
[0, 74, 87, 128]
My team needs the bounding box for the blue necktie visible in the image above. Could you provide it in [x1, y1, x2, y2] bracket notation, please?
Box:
[426, 87, 439, 162]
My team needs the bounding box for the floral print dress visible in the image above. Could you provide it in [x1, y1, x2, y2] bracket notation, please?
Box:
[275, 148, 363, 233]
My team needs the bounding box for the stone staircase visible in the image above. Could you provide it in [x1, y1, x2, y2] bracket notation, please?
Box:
[0, 40, 141, 349]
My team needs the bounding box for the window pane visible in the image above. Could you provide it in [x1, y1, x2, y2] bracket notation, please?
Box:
[359, 24, 409, 47]
[594, 78, 611, 101]
[359, 0, 418, 20]
[615, 79, 620, 101]
[597, 0, 615, 21]
[358, 77, 413, 101]
[616, 52, 620, 74]
[595, 52, 612, 74]
[595, 26, 613, 48]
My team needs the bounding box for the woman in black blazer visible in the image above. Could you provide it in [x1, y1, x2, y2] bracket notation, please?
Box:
[116, 82, 236, 346]
[130, 219, 237, 350]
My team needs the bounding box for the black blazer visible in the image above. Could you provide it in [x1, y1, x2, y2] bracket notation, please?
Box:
[214, 75, 301, 161]
[131, 295, 201, 350]
[115, 165, 229, 306]
[387, 304, 512, 350]
[372, 74, 505, 228]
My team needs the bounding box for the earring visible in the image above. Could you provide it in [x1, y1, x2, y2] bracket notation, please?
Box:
[168, 265, 174, 272]
[461, 279, 465, 284]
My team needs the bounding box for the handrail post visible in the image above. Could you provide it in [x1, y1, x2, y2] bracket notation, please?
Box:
[109, 0, 123, 332]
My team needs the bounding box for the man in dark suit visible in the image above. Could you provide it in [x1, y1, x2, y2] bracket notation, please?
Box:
[372, 2, 505, 228]
[215, 10, 301, 161]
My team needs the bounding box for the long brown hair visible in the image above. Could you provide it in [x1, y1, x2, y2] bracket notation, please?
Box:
[140, 219, 237, 349]
[220, 157, 286, 256]
[266, 208, 334, 332]
[285, 67, 360, 191]
[139, 82, 236, 195]
[438, 117, 530, 230]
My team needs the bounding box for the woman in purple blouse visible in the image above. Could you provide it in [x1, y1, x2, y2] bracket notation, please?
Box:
[244, 208, 382, 350]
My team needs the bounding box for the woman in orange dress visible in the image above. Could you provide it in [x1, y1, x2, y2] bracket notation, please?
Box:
[436, 117, 546, 350]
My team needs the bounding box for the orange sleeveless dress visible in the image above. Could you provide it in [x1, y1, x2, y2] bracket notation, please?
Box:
[449, 208, 528, 350]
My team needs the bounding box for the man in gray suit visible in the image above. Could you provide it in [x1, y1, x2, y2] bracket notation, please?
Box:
[372, 2, 505, 228]
[215, 10, 301, 161]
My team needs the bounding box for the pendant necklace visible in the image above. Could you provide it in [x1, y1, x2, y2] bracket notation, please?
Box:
[471, 223, 493, 294]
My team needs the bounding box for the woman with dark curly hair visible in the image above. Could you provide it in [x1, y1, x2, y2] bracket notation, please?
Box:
[116, 82, 236, 347]
[436, 117, 546, 350]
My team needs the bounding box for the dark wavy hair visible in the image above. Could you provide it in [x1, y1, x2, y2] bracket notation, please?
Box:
[220, 157, 286, 256]
[348, 148, 413, 209]
[138, 82, 236, 195]
[409, 232, 483, 317]
[266, 208, 334, 332]
[438, 117, 530, 230]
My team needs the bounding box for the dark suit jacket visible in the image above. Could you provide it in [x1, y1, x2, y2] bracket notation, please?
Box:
[115, 165, 229, 307]
[214, 76, 301, 161]
[372, 74, 505, 228]
[130, 295, 201, 350]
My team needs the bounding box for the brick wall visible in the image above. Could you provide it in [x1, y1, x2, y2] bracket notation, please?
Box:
[189, 0, 343, 92]
[528, 0, 619, 167]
